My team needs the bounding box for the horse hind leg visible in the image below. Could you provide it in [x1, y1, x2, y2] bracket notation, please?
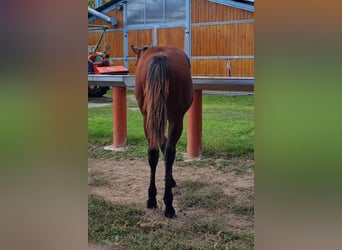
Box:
[163, 121, 183, 218]
[160, 136, 167, 154]
[147, 148, 159, 209]
[160, 136, 176, 188]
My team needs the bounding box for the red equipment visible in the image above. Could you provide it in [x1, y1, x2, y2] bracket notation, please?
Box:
[88, 53, 129, 75]
[88, 24, 129, 97]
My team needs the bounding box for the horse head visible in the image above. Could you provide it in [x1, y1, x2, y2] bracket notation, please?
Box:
[131, 44, 152, 65]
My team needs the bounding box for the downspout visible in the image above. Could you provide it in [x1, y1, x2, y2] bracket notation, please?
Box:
[123, 1, 129, 69]
[185, 0, 191, 58]
[88, 6, 118, 25]
[95, 0, 102, 8]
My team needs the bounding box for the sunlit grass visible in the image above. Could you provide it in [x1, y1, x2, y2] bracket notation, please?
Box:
[88, 93, 254, 160]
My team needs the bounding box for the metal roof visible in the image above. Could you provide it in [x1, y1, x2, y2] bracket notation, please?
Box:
[88, 0, 254, 20]
[88, 0, 122, 18]
[209, 0, 254, 12]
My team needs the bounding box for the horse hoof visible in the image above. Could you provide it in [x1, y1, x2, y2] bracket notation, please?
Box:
[147, 200, 157, 209]
[164, 208, 176, 218]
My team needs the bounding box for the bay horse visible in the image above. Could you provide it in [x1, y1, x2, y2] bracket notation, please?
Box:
[131, 45, 193, 218]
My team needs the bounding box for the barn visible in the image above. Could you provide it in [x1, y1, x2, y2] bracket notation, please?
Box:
[88, 0, 254, 77]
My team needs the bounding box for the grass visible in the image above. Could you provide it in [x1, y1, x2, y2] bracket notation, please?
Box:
[88, 176, 111, 187]
[88, 91, 254, 249]
[178, 180, 233, 210]
[88, 195, 254, 249]
[179, 188, 232, 210]
[88, 91, 254, 161]
[201, 95, 254, 157]
[88, 195, 145, 245]
[215, 155, 254, 175]
[232, 189, 254, 218]
[232, 205, 254, 217]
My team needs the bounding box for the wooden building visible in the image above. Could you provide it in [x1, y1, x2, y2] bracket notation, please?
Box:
[88, 0, 254, 76]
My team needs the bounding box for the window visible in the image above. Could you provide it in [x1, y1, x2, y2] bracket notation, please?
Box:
[165, 0, 186, 22]
[127, 0, 145, 25]
[127, 0, 186, 25]
[146, 0, 163, 23]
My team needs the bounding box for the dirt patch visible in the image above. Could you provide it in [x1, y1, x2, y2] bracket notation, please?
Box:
[88, 156, 254, 234]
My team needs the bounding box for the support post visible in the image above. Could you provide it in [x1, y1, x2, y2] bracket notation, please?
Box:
[113, 87, 127, 148]
[187, 89, 202, 158]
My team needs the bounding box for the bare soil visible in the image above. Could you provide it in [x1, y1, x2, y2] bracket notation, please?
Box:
[88, 156, 254, 234]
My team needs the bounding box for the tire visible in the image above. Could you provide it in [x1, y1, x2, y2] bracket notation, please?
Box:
[88, 86, 109, 97]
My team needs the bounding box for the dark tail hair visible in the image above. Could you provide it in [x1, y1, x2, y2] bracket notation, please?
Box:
[144, 55, 169, 149]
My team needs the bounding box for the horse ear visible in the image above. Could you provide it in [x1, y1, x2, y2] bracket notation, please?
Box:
[131, 45, 141, 55]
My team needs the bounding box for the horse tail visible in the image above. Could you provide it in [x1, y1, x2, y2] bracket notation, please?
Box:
[144, 55, 169, 149]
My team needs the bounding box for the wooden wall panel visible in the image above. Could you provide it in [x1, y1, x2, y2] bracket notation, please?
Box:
[106, 31, 124, 58]
[88, 32, 101, 48]
[192, 0, 254, 23]
[88, 31, 124, 57]
[128, 60, 137, 74]
[192, 23, 254, 57]
[157, 28, 185, 50]
[192, 26, 215, 56]
[88, 8, 124, 55]
[128, 29, 153, 57]
[110, 60, 124, 67]
[191, 59, 254, 77]
[128, 29, 153, 73]
[192, 0, 208, 23]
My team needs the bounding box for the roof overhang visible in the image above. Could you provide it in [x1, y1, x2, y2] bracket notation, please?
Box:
[208, 0, 254, 12]
[88, 0, 125, 24]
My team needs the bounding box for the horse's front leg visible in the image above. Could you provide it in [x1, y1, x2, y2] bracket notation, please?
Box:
[147, 148, 159, 209]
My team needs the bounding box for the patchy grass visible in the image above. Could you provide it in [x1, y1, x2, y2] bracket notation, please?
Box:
[232, 189, 254, 218]
[88, 176, 111, 187]
[88, 195, 145, 246]
[215, 231, 254, 249]
[89, 194, 254, 249]
[178, 180, 233, 210]
[127, 223, 254, 250]
[232, 204, 254, 218]
[180, 188, 231, 210]
[233, 164, 252, 176]
[88, 170, 110, 187]
[88, 144, 116, 159]
[215, 155, 254, 175]
[189, 220, 220, 235]
[88, 92, 254, 249]
[181, 179, 209, 190]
